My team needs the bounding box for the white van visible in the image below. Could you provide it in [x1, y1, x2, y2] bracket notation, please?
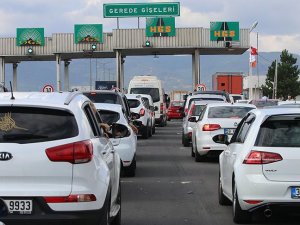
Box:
[128, 75, 167, 126]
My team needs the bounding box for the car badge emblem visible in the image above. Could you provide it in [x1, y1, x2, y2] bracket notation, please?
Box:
[0, 152, 13, 161]
[234, 122, 238, 127]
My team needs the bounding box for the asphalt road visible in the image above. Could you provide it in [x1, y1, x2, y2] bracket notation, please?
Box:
[121, 120, 300, 225]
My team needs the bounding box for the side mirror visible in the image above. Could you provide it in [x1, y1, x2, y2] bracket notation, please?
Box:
[183, 94, 188, 100]
[154, 106, 159, 111]
[112, 123, 130, 138]
[188, 116, 197, 122]
[213, 134, 230, 145]
[131, 112, 140, 120]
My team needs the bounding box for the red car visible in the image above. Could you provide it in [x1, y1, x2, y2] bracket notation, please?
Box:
[167, 101, 184, 120]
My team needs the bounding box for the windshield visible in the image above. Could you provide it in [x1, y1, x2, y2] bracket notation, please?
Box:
[130, 88, 160, 103]
[208, 106, 254, 118]
[256, 116, 300, 147]
[83, 92, 121, 104]
[0, 107, 78, 144]
[128, 99, 141, 108]
[98, 110, 120, 125]
[171, 101, 184, 107]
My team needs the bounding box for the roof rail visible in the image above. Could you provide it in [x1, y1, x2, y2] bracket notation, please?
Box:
[64, 91, 81, 105]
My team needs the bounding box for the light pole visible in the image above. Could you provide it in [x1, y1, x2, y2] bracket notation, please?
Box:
[249, 21, 258, 99]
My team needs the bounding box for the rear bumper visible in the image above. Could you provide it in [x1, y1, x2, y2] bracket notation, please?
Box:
[0, 197, 107, 225]
[167, 112, 183, 119]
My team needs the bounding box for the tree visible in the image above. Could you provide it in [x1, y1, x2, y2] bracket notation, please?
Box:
[261, 49, 300, 99]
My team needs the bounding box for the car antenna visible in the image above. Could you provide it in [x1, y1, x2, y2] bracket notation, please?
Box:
[9, 81, 15, 100]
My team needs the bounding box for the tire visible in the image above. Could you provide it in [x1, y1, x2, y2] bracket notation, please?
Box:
[124, 156, 136, 177]
[148, 122, 153, 137]
[182, 134, 190, 147]
[142, 125, 149, 139]
[195, 143, 205, 162]
[232, 180, 251, 224]
[191, 143, 195, 157]
[218, 172, 231, 205]
[110, 181, 121, 225]
[152, 124, 156, 134]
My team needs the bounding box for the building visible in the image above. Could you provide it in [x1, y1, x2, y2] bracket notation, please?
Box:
[243, 75, 266, 100]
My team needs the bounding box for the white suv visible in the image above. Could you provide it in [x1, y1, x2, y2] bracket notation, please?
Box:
[0, 92, 121, 225]
[126, 94, 153, 139]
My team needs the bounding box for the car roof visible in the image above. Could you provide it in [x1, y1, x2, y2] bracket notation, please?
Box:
[0, 92, 87, 108]
[188, 94, 226, 100]
[251, 107, 300, 118]
[94, 103, 123, 114]
[205, 102, 256, 108]
[125, 94, 143, 99]
[192, 100, 218, 105]
[82, 90, 123, 95]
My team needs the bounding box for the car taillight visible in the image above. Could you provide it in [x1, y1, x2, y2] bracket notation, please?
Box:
[188, 104, 196, 116]
[44, 194, 96, 203]
[243, 151, 283, 164]
[202, 124, 221, 131]
[46, 140, 93, 164]
[139, 108, 145, 116]
[160, 103, 164, 114]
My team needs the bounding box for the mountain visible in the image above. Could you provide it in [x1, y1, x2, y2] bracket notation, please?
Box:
[4, 51, 299, 93]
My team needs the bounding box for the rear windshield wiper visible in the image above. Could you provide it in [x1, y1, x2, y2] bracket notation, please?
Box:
[2, 133, 48, 141]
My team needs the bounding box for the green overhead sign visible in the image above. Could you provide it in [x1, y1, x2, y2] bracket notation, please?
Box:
[210, 22, 239, 41]
[146, 17, 175, 37]
[103, 2, 180, 18]
[74, 24, 103, 44]
[16, 28, 44, 46]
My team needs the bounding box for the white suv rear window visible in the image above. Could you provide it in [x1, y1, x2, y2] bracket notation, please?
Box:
[0, 107, 78, 144]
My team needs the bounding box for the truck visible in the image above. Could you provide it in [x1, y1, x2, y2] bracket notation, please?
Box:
[169, 90, 188, 101]
[212, 72, 243, 94]
[128, 75, 168, 127]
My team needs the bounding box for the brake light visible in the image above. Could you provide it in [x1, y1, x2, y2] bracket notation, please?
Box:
[243, 151, 283, 164]
[90, 92, 96, 95]
[44, 194, 96, 203]
[160, 103, 164, 114]
[139, 108, 145, 116]
[244, 200, 263, 204]
[188, 132, 192, 138]
[202, 124, 221, 131]
[46, 140, 93, 164]
[188, 104, 195, 116]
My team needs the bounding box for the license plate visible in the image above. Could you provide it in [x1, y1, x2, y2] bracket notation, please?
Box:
[291, 187, 300, 199]
[224, 128, 235, 135]
[4, 199, 32, 214]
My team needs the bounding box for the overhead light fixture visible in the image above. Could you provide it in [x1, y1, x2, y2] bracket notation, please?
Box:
[144, 40, 151, 47]
[27, 48, 33, 54]
[91, 44, 97, 51]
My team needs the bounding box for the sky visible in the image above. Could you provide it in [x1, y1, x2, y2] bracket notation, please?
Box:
[0, 0, 300, 54]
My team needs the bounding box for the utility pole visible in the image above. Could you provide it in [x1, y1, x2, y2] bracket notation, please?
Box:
[273, 60, 278, 99]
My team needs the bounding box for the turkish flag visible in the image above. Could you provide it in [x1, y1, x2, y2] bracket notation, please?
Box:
[251, 47, 258, 55]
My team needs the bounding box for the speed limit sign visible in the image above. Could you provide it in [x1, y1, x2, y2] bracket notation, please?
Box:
[42, 84, 54, 92]
[195, 84, 207, 91]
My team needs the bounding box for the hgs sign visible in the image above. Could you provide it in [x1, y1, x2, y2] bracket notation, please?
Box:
[210, 22, 239, 41]
[146, 17, 175, 37]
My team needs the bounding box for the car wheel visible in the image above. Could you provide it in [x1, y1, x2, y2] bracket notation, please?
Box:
[183, 135, 190, 147]
[152, 124, 156, 134]
[232, 180, 251, 224]
[191, 142, 195, 157]
[142, 125, 149, 139]
[110, 181, 121, 225]
[194, 143, 205, 162]
[218, 172, 231, 205]
[148, 122, 153, 137]
[124, 156, 136, 177]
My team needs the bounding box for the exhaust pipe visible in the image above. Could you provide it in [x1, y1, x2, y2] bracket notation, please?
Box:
[264, 208, 272, 218]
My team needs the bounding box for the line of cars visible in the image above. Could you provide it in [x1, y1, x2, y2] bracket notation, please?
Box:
[181, 90, 300, 223]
